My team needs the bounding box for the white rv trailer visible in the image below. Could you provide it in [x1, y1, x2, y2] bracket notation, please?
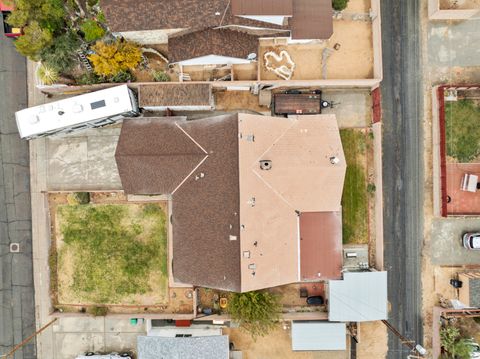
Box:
[15, 85, 139, 139]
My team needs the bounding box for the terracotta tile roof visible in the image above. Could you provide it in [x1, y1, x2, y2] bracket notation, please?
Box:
[138, 83, 213, 108]
[290, 0, 333, 40]
[102, 0, 287, 33]
[168, 28, 261, 63]
[232, 0, 293, 16]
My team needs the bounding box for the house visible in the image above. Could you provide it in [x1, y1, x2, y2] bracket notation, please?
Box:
[115, 113, 346, 292]
[102, 0, 333, 48]
[458, 272, 480, 308]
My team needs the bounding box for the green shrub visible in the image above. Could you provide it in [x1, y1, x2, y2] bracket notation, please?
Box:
[152, 70, 171, 82]
[228, 291, 281, 339]
[40, 31, 81, 73]
[73, 192, 90, 204]
[110, 70, 134, 83]
[37, 63, 59, 85]
[14, 21, 53, 60]
[332, 0, 349, 11]
[440, 326, 473, 359]
[80, 19, 105, 42]
[76, 72, 103, 85]
[87, 306, 108, 316]
[7, 0, 66, 33]
[367, 183, 376, 194]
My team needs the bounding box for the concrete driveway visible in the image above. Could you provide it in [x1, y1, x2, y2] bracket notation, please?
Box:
[46, 127, 122, 191]
[430, 218, 480, 265]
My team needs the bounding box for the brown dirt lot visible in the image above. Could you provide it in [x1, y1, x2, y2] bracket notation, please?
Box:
[224, 325, 348, 359]
[440, 0, 480, 9]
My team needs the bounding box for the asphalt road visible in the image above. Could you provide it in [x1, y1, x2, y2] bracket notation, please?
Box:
[380, 0, 424, 358]
[0, 16, 36, 359]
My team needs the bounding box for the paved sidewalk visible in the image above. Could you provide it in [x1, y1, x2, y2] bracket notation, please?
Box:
[0, 19, 36, 359]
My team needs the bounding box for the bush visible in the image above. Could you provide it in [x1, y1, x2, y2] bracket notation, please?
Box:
[7, 0, 66, 33]
[80, 19, 105, 42]
[88, 39, 142, 77]
[440, 326, 473, 359]
[152, 70, 170, 82]
[73, 192, 90, 204]
[228, 291, 281, 339]
[332, 0, 349, 11]
[76, 72, 103, 85]
[40, 31, 81, 73]
[110, 70, 134, 83]
[14, 21, 53, 60]
[37, 63, 59, 85]
[87, 306, 108, 316]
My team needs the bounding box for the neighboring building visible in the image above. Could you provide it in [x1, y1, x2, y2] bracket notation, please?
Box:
[291, 322, 346, 351]
[138, 83, 214, 111]
[102, 0, 333, 48]
[328, 270, 388, 322]
[115, 113, 346, 292]
[137, 335, 229, 359]
[458, 272, 480, 308]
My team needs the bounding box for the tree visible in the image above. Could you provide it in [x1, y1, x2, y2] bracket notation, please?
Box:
[440, 326, 473, 359]
[14, 21, 52, 60]
[40, 31, 81, 73]
[332, 0, 349, 11]
[228, 291, 281, 339]
[6, 0, 66, 33]
[88, 40, 142, 77]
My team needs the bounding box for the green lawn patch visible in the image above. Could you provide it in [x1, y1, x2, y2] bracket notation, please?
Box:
[445, 99, 480, 163]
[56, 203, 168, 304]
[340, 129, 369, 244]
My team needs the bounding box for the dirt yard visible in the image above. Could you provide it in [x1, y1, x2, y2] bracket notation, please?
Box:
[356, 321, 388, 359]
[224, 325, 348, 359]
[327, 21, 374, 79]
[440, 0, 480, 9]
[214, 90, 269, 113]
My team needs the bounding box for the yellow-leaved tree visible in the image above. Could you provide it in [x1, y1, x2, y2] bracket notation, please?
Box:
[88, 39, 141, 77]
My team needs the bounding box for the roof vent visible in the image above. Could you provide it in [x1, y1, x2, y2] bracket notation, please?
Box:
[246, 134, 255, 142]
[248, 263, 256, 270]
[330, 156, 340, 165]
[259, 160, 272, 171]
[247, 197, 255, 207]
[229, 235, 237, 241]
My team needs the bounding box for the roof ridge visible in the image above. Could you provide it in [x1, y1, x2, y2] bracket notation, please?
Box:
[175, 122, 209, 154]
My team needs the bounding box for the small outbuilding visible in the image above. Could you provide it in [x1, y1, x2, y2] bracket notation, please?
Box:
[328, 271, 388, 322]
[291, 321, 346, 351]
[458, 271, 480, 308]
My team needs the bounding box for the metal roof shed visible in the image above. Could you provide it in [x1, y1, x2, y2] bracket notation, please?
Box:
[328, 271, 388, 322]
[292, 322, 346, 351]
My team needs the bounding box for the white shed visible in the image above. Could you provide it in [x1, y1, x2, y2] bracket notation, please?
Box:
[291, 321, 347, 351]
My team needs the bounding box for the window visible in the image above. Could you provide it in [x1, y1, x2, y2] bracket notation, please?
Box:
[90, 100, 106, 110]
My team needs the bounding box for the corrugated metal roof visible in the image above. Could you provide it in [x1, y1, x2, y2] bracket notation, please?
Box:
[137, 335, 229, 359]
[292, 321, 346, 351]
[328, 271, 388, 322]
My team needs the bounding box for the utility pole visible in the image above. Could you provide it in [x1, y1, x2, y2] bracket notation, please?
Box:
[381, 320, 427, 357]
[1, 318, 57, 359]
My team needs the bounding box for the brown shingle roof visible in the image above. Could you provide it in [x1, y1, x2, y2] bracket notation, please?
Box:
[115, 115, 241, 291]
[168, 28, 261, 63]
[232, 0, 293, 16]
[115, 117, 207, 195]
[102, 0, 287, 33]
[290, 0, 333, 40]
[138, 83, 213, 108]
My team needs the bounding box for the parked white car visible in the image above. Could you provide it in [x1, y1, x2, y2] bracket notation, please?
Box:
[462, 233, 480, 250]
